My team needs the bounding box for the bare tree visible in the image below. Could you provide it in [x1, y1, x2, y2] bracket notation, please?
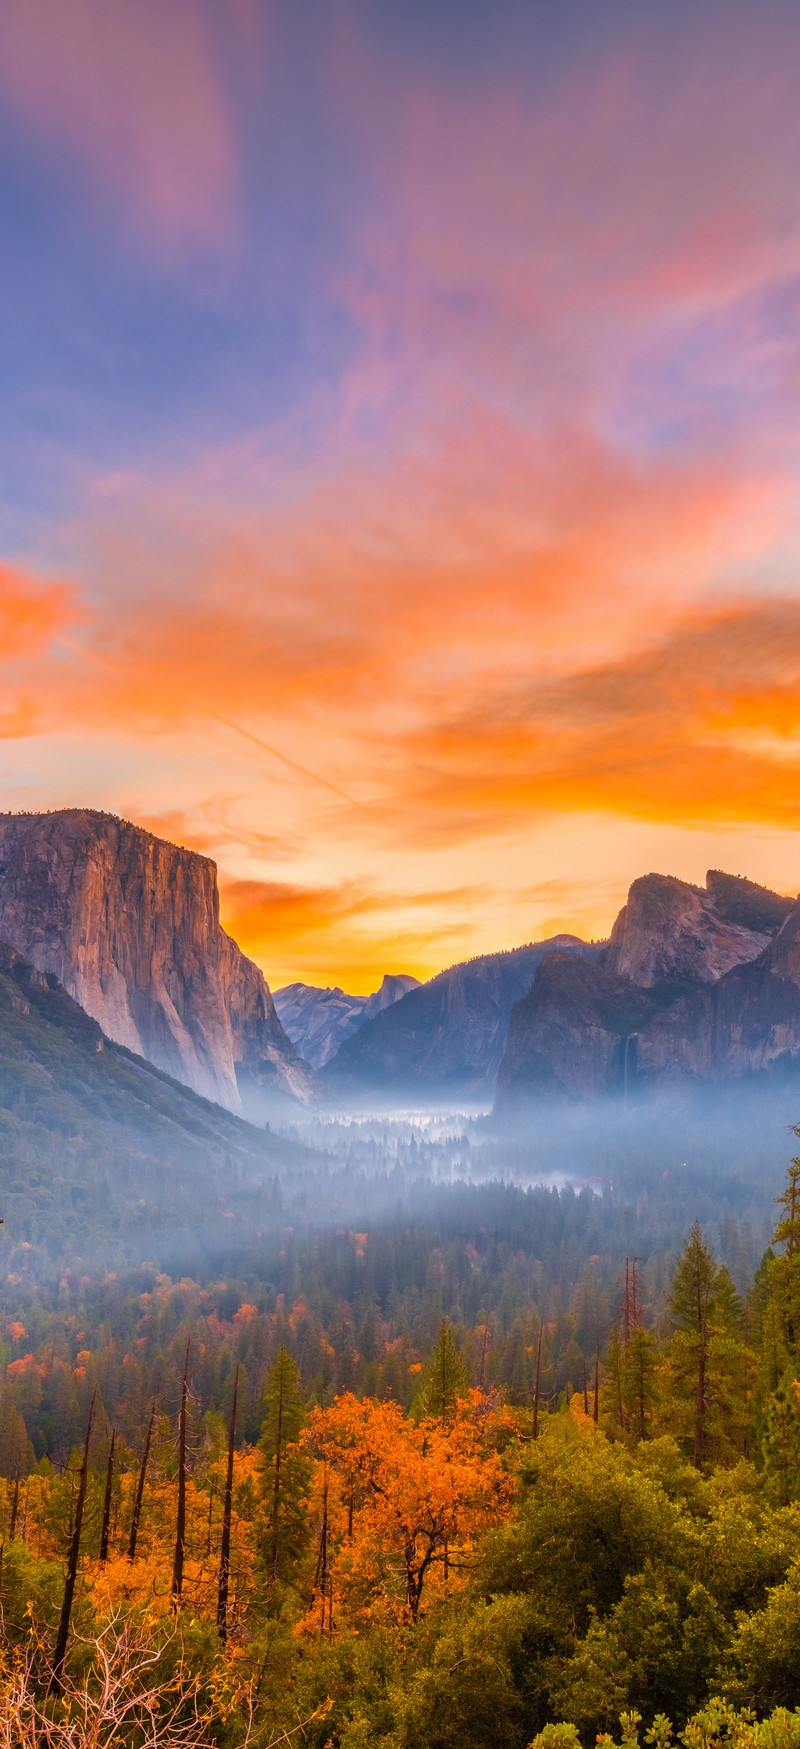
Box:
[171, 1345, 190, 1612]
[49, 1390, 95, 1696]
[4, 1613, 253, 1748]
[217, 1363, 239, 1643]
[99, 1428, 116, 1563]
[127, 1400, 155, 1563]
[0, 1612, 333, 1749]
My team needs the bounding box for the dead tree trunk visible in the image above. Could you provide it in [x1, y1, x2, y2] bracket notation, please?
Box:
[98, 1429, 115, 1562]
[532, 1315, 544, 1441]
[216, 1365, 239, 1644]
[171, 1345, 190, 1613]
[49, 1390, 95, 1696]
[127, 1400, 155, 1562]
[313, 1465, 329, 1637]
[8, 1474, 19, 1540]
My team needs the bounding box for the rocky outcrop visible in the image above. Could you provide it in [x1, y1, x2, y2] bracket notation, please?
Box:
[605, 872, 784, 987]
[0, 809, 311, 1111]
[495, 870, 799, 1116]
[274, 973, 420, 1069]
[324, 935, 594, 1100]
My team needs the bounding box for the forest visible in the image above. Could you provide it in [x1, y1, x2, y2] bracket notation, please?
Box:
[1, 1130, 800, 1745]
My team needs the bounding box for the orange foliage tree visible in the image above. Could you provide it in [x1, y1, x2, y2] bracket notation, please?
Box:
[304, 1389, 515, 1624]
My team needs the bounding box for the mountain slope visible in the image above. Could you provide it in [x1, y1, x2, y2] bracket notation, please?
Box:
[323, 935, 593, 1100]
[274, 973, 420, 1068]
[0, 938, 311, 1270]
[0, 809, 312, 1112]
[495, 871, 799, 1114]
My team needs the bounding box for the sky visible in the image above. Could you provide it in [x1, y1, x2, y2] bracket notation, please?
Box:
[2, 0, 800, 993]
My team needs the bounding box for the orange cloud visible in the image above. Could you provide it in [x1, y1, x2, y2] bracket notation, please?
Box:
[0, 563, 73, 659]
[219, 876, 484, 992]
[399, 599, 800, 837]
[7, 409, 777, 757]
[0, 563, 77, 738]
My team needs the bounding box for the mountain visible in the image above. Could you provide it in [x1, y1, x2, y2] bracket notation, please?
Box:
[274, 973, 420, 1068]
[323, 935, 593, 1100]
[495, 870, 799, 1115]
[0, 937, 310, 1271]
[0, 809, 312, 1113]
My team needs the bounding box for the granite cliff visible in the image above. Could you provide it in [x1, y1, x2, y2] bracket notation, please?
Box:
[495, 870, 799, 1115]
[0, 810, 311, 1112]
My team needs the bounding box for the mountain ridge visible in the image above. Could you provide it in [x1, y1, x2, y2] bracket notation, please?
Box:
[274, 973, 420, 1068]
[323, 933, 596, 1100]
[495, 869, 800, 1114]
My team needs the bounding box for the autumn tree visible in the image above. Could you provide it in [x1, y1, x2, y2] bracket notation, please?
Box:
[305, 1391, 515, 1623]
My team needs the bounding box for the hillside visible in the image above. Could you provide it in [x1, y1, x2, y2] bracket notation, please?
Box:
[0, 939, 310, 1273]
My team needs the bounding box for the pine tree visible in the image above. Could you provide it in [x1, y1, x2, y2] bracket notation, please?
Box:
[415, 1320, 468, 1423]
[622, 1326, 658, 1442]
[667, 1224, 748, 1467]
[258, 1347, 311, 1589]
[762, 1379, 800, 1504]
[127, 1400, 155, 1563]
[770, 1146, 800, 1358]
[171, 1346, 190, 1613]
[600, 1324, 627, 1437]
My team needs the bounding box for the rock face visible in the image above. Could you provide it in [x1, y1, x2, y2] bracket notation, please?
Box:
[495, 870, 799, 1115]
[274, 973, 420, 1069]
[324, 935, 594, 1100]
[605, 872, 778, 987]
[0, 810, 311, 1111]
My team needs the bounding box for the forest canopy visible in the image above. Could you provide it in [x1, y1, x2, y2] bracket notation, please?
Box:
[2, 1134, 800, 1745]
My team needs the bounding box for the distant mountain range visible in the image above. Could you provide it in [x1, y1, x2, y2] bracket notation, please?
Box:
[322, 935, 594, 1100]
[495, 870, 800, 1115]
[0, 810, 798, 1123]
[274, 974, 419, 1068]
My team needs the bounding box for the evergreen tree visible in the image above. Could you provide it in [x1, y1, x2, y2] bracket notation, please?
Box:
[762, 1378, 800, 1504]
[415, 1320, 468, 1423]
[769, 1145, 800, 1358]
[600, 1324, 627, 1438]
[667, 1224, 748, 1467]
[258, 1347, 311, 1589]
[622, 1326, 658, 1442]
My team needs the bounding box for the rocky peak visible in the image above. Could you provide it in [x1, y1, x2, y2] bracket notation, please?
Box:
[0, 809, 309, 1111]
[604, 871, 777, 988]
[361, 973, 420, 1021]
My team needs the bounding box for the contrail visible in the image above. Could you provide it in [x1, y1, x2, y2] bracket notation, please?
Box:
[50, 636, 370, 815]
[210, 714, 371, 813]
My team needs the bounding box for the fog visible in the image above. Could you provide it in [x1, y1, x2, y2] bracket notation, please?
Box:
[4, 1061, 800, 1311]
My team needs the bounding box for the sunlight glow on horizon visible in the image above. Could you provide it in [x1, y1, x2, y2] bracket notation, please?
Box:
[1, 1, 799, 992]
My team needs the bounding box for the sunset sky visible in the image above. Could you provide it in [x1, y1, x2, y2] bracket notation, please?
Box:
[2, 0, 800, 992]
